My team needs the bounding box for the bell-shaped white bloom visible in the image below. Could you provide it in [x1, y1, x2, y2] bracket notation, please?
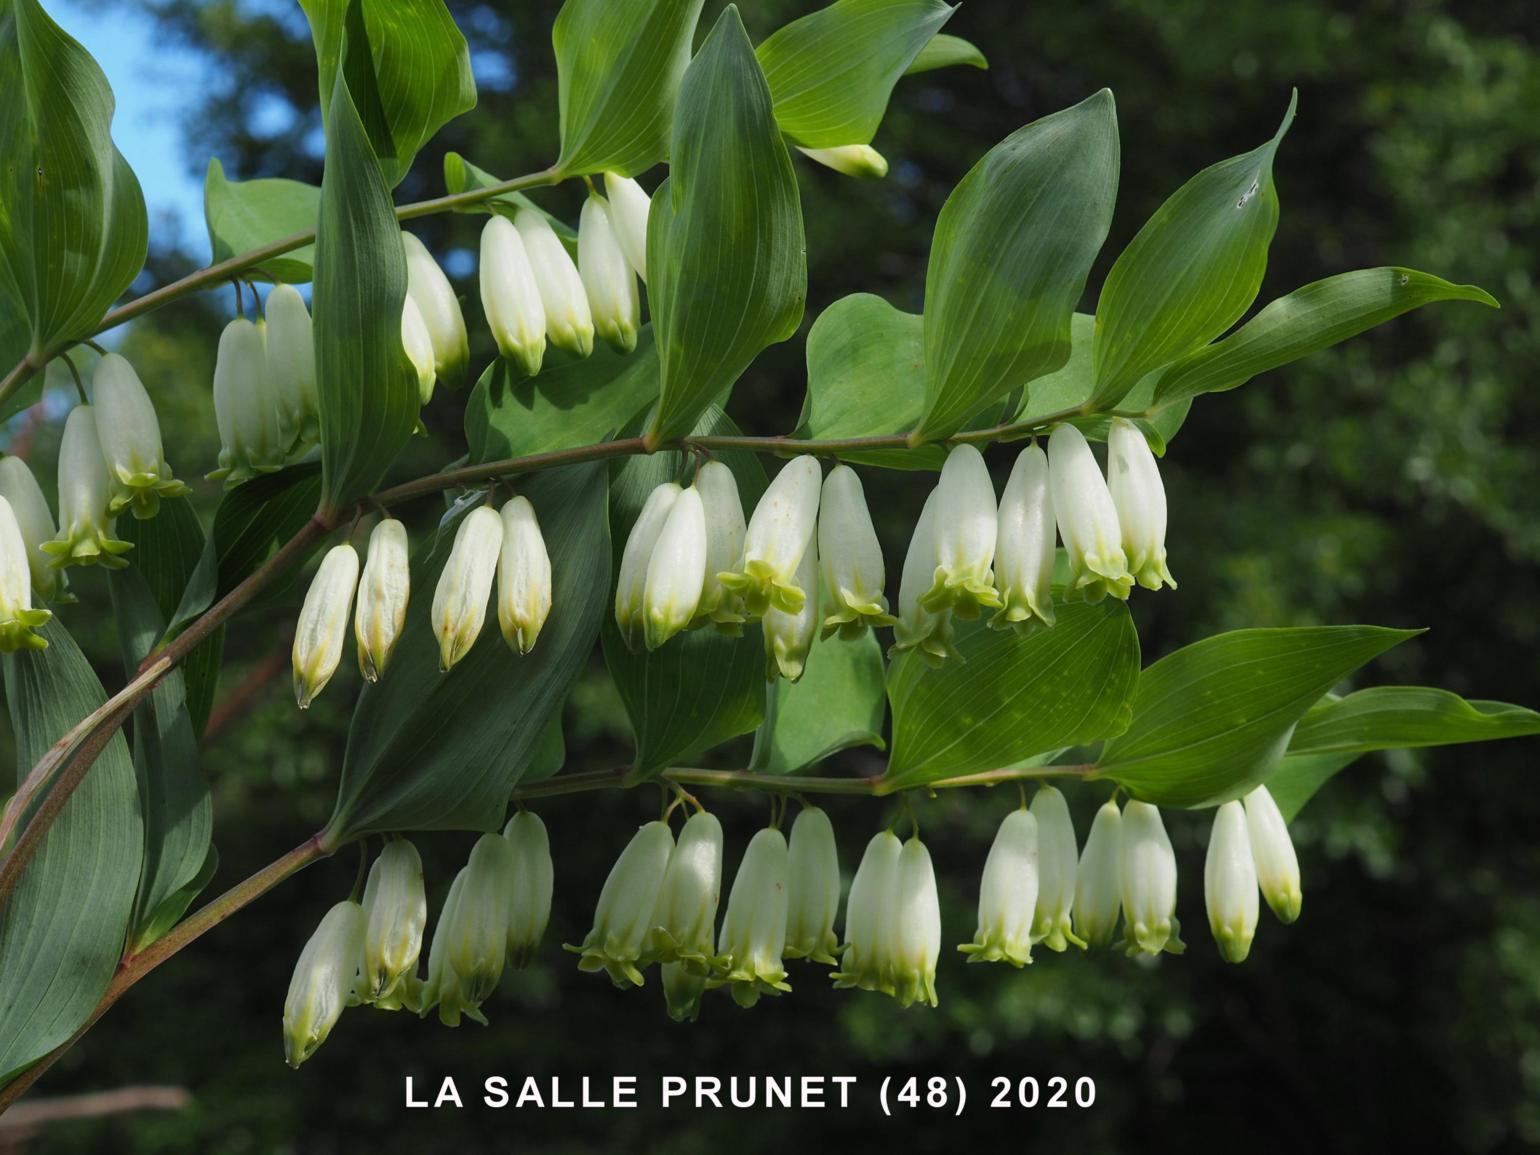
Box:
[920, 443, 1000, 618]
[402, 231, 469, 389]
[401, 294, 437, 406]
[359, 840, 426, 1010]
[833, 830, 902, 995]
[662, 960, 707, 1023]
[209, 317, 286, 484]
[514, 208, 593, 358]
[961, 808, 1039, 967]
[431, 506, 503, 672]
[763, 538, 819, 682]
[603, 172, 651, 283]
[421, 833, 516, 1027]
[1047, 424, 1133, 602]
[569, 820, 675, 988]
[91, 353, 188, 519]
[1030, 785, 1086, 951]
[892, 836, 942, 1008]
[719, 455, 821, 617]
[0, 457, 66, 604]
[890, 490, 959, 667]
[283, 899, 365, 1067]
[496, 496, 552, 655]
[818, 464, 893, 638]
[1073, 798, 1124, 949]
[1119, 800, 1183, 956]
[643, 484, 707, 651]
[1106, 418, 1176, 591]
[503, 811, 554, 968]
[292, 543, 359, 708]
[479, 215, 546, 378]
[1206, 801, 1259, 963]
[784, 806, 841, 965]
[1244, 785, 1302, 924]
[0, 496, 51, 652]
[796, 143, 889, 179]
[714, 827, 792, 1008]
[615, 482, 681, 651]
[353, 519, 410, 682]
[992, 443, 1056, 633]
[263, 283, 318, 451]
[577, 196, 640, 354]
[689, 460, 746, 631]
[648, 810, 723, 970]
[42, 406, 131, 569]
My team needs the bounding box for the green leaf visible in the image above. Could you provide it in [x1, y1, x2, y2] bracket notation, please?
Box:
[756, 0, 954, 148]
[0, 296, 41, 422]
[552, 0, 704, 176]
[203, 158, 320, 284]
[298, 0, 476, 188]
[750, 629, 887, 775]
[1264, 752, 1357, 823]
[882, 603, 1140, 791]
[914, 90, 1119, 441]
[325, 463, 609, 843]
[644, 6, 806, 447]
[1094, 624, 1417, 808]
[1153, 267, 1500, 408]
[1091, 91, 1297, 408]
[210, 464, 325, 603]
[0, 621, 143, 1085]
[0, 0, 147, 361]
[903, 32, 987, 75]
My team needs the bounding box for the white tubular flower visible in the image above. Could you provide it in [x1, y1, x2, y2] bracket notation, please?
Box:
[480, 215, 547, 378]
[421, 833, 516, 1027]
[643, 484, 707, 651]
[402, 231, 469, 389]
[719, 455, 821, 617]
[1073, 798, 1124, 949]
[42, 406, 131, 569]
[690, 460, 746, 632]
[1030, 785, 1086, 951]
[282, 899, 365, 1068]
[818, 464, 893, 639]
[1206, 801, 1259, 963]
[662, 960, 707, 1023]
[603, 172, 651, 283]
[359, 839, 427, 1010]
[402, 294, 438, 406]
[796, 143, 889, 179]
[833, 830, 902, 995]
[715, 827, 792, 1008]
[263, 283, 318, 451]
[0, 497, 50, 652]
[503, 811, 555, 968]
[892, 837, 942, 1008]
[209, 317, 286, 484]
[992, 443, 1056, 633]
[577, 196, 640, 354]
[514, 208, 593, 358]
[960, 808, 1039, 967]
[920, 443, 1000, 618]
[784, 806, 841, 965]
[292, 543, 359, 709]
[1047, 423, 1133, 602]
[354, 519, 410, 682]
[91, 353, 188, 519]
[615, 482, 681, 651]
[1106, 418, 1176, 591]
[890, 490, 959, 668]
[568, 820, 675, 988]
[497, 496, 552, 655]
[431, 506, 503, 672]
[648, 810, 723, 971]
[1119, 800, 1183, 956]
[1244, 785, 1302, 924]
[0, 456, 66, 604]
[763, 538, 819, 682]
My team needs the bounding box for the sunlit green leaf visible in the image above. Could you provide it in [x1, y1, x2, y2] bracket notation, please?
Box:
[904, 32, 986, 75]
[750, 629, 887, 775]
[203, 158, 320, 284]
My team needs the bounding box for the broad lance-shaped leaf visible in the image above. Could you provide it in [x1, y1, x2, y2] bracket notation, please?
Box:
[750, 629, 887, 775]
[1094, 625, 1418, 809]
[1091, 91, 1297, 408]
[552, 0, 704, 176]
[644, 6, 806, 447]
[1153, 267, 1499, 407]
[203, 158, 320, 284]
[904, 33, 987, 75]
[757, 0, 955, 149]
[913, 90, 1119, 442]
[0, 0, 147, 363]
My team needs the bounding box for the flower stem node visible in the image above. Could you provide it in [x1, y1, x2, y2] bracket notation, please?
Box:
[718, 456, 821, 618]
[1119, 801, 1184, 956]
[991, 444, 1056, 634]
[1029, 785, 1086, 951]
[1107, 418, 1176, 590]
[1244, 785, 1302, 924]
[818, 465, 895, 639]
[91, 353, 188, 519]
[503, 811, 555, 968]
[647, 810, 724, 972]
[567, 820, 675, 988]
[421, 833, 516, 1027]
[0, 496, 51, 651]
[479, 215, 547, 378]
[431, 506, 503, 672]
[283, 899, 365, 1068]
[1205, 801, 1259, 963]
[712, 827, 792, 1008]
[784, 806, 842, 965]
[1047, 423, 1134, 602]
[497, 497, 552, 655]
[358, 840, 427, 1010]
[0, 457, 67, 605]
[403, 231, 470, 389]
[514, 208, 594, 358]
[293, 543, 359, 708]
[918, 444, 1001, 619]
[961, 808, 1039, 967]
[42, 406, 132, 569]
[208, 318, 287, 485]
[578, 195, 640, 354]
[1073, 798, 1124, 949]
[354, 519, 410, 682]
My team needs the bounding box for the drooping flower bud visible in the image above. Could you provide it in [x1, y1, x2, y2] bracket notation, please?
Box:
[784, 806, 841, 965]
[1119, 800, 1183, 956]
[689, 460, 746, 632]
[719, 455, 821, 617]
[643, 484, 707, 651]
[282, 899, 365, 1067]
[503, 811, 554, 968]
[796, 143, 889, 179]
[359, 839, 426, 1009]
[0, 456, 66, 604]
[662, 960, 707, 1023]
[497, 497, 552, 655]
[402, 295, 438, 405]
[402, 231, 469, 389]
[431, 506, 503, 672]
[292, 543, 359, 708]
[763, 538, 819, 682]
[992, 443, 1056, 633]
[568, 820, 675, 988]
[890, 490, 959, 667]
[91, 353, 188, 519]
[1205, 801, 1259, 963]
[263, 283, 318, 451]
[1029, 785, 1085, 951]
[479, 215, 546, 378]
[1244, 785, 1302, 924]
[715, 827, 792, 1007]
[920, 443, 1000, 618]
[603, 172, 651, 283]
[0, 496, 51, 652]
[833, 830, 902, 995]
[648, 810, 723, 970]
[209, 317, 286, 484]
[1047, 424, 1133, 602]
[818, 464, 893, 639]
[960, 808, 1038, 967]
[354, 518, 410, 682]
[1073, 798, 1124, 949]
[578, 196, 640, 354]
[1106, 418, 1176, 591]
[42, 406, 131, 569]
[615, 482, 681, 651]
[892, 836, 941, 1008]
[514, 208, 593, 358]
[421, 833, 516, 1027]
